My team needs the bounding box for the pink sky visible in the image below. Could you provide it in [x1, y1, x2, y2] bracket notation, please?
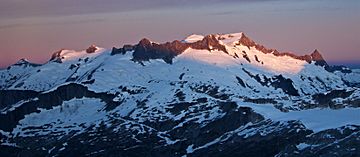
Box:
[0, 0, 359, 68]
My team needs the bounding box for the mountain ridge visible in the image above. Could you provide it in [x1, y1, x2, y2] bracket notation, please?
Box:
[1, 32, 359, 157]
[8, 32, 327, 69]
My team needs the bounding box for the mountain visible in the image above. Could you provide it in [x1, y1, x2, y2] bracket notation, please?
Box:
[1, 32, 359, 157]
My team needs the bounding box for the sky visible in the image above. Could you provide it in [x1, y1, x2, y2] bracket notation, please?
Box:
[0, 0, 359, 68]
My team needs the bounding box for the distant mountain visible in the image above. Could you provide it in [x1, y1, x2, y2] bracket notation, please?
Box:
[1, 32, 359, 157]
[328, 61, 360, 69]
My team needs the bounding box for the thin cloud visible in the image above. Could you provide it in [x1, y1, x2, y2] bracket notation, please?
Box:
[206, 11, 237, 16]
[0, 0, 282, 19]
[0, 18, 106, 30]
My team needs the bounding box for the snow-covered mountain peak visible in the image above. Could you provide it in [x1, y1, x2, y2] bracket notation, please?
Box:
[49, 45, 105, 63]
[183, 34, 205, 43]
[138, 38, 154, 47]
[217, 32, 244, 45]
[184, 32, 244, 45]
[110, 32, 332, 74]
[10, 58, 41, 68]
[14, 58, 30, 65]
[182, 32, 274, 55]
[310, 49, 328, 66]
[172, 32, 311, 74]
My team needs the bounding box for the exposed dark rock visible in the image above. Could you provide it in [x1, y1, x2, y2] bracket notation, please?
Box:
[119, 86, 147, 95]
[14, 82, 24, 88]
[196, 97, 208, 103]
[191, 120, 312, 157]
[242, 51, 251, 63]
[0, 90, 40, 110]
[0, 118, 313, 157]
[234, 53, 239, 58]
[0, 83, 120, 132]
[132, 39, 187, 64]
[242, 68, 271, 87]
[237, 33, 276, 54]
[175, 90, 186, 101]
[235, 76, 246, 88]
[254, 55, 260, 63]
[168, 106, 266, 149]
[111, 45, 134, 55]
[218, 101, 238, 112]
[273, 51, 312, 63]
[234, 34, 333, 67]
[86, 64, 103, 80]
[310, 49, 328, 67]
[244, 98, 277, 104]
[179, 73, 185, 80]
[86, 45, 97, 53]
[279, 125, 360, 157]
[0, 145, 38, 157]
[348, 99, 360, 107]
[168, 102, 197, 115]
[111, 34, 229, 64]
[315, 76, 329, 90]
[49, 49, 64, 63]
[12, 59, 41, 68]
[136, 99, 148, 108]
[312, 89, 354, 108]
[190, 35, 228, 54]
[271, 75, 299, 96]
[81, 79, 95, 84]
[243, 69, 299, 96]
[190, 84, 231, 100]
[326, 65, 352, 73]
[69, 64, 78, 70]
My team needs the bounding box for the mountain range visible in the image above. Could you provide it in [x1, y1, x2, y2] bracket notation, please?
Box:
[0, 32, 359, 157]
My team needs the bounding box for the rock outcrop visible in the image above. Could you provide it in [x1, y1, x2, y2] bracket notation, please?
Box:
[49, 49, 65, 63]
[86, 45, 98, 54]
[311, 49, 328, 67]
[112, 35, 229, 64]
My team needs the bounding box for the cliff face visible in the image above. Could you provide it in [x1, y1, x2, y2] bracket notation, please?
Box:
[130, 35, 228, 64]
[132, 38, 187, 64]
[311, 49, 328, 67]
